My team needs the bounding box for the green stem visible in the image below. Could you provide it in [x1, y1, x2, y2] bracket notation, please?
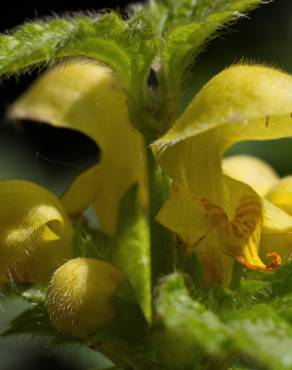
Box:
[151, 60, 180, 133]
[146, 148, 176, 289]
[230, 261, 244, 290]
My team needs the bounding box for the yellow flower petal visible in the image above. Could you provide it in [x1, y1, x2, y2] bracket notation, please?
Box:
[156, 183, 212, 248]
[223, 155, 279, 197]
[10, 62, 148, 235]
[223, 158, 292, 259]
[262, 198, 292, 234]
[153, 65, 292, 281]
[157, 176, 281, 285]
[0, 180, 73, 283]
[260, 177, 292, 261]
[219, 177, 280, 272]
[266, 176, 292, 216]
[61, 164, 100, 218]
[156, 183, 232, 285]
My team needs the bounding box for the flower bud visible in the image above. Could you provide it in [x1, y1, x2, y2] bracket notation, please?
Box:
[47, 257, 124, 338]
[0, 180, 73, 283]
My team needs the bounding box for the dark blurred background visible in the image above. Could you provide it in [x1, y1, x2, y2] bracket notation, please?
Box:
[1, 0, 292, 369]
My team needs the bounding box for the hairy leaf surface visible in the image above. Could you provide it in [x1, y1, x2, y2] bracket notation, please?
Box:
[0, 13, 158, 125]
[152, 0, 263, 110]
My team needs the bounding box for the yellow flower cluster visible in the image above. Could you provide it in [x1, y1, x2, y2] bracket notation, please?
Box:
[2, 62, 292, 337]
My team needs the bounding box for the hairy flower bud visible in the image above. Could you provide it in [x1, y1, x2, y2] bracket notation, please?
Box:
[47, 257, 124, 338]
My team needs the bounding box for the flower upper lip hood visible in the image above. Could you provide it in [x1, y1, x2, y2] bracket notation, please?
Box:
[154, 64, 292, 158]
[9, 62, 148, 236]
[153, 64, 292, 285]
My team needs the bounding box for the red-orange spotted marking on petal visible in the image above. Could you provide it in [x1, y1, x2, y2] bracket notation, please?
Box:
[200, 192, 281, 272]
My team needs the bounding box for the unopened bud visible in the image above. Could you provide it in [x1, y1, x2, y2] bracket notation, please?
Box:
[47, 257, 124, 338]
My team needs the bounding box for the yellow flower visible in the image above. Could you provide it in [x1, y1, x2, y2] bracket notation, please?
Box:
[47, 257, 124, 338]
[267, 176, 292, 214]
[10, 62, 148, 236]
[0, 180, 73, 283]
[223, 154, 279, 197]
[153, 64, 292, 285]
[264, 176, 292, 260]
[223, 155, 292, 261]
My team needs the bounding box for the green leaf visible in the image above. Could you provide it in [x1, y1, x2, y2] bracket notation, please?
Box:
[21, 285, 47, 304]
[74, 223, 111, 260]
[236, 262, 292, 307]
[150, 273, 292, 370]
[271, 293, 292, 326]
[0, 283, 46, 304]
[265, 260, 292, 297]
[157, 0, 263, 115]
[235, 278, 272, 308]
[150, 273, 235, 369]
[2, 303, 55, 337]
[108, 185, 151, 321]
[0, 12, 158, 130]
[91, 282, 148, 346]
[146, 1, 169, 34]
[225, 304, 292, 370]
[94, 336, 157, 370]
[149, 0, 261, 31]
[1, 302, 82, 347]
[110, 283, 149, 344]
